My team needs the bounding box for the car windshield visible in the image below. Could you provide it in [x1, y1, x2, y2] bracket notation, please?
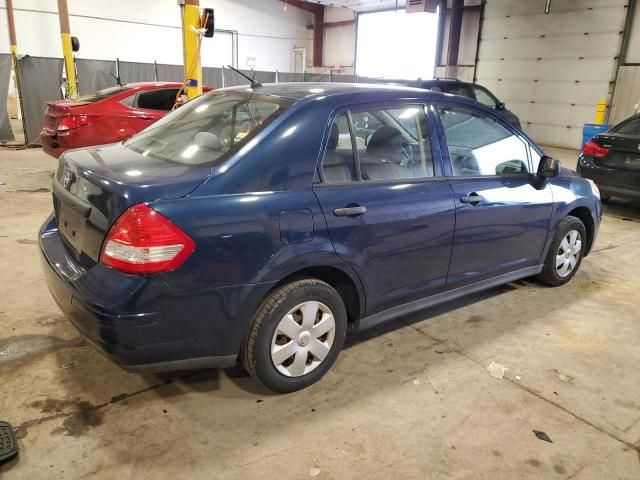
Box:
[124, 91, 293, 165]
[76, 86, 130, 103]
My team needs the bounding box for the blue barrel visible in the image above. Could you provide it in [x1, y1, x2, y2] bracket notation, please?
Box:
[582, 123, 610, 147]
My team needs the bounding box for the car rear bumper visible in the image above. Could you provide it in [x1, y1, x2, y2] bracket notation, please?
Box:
[578, 157, 640, 200]
[38, 214, 273, 372]
[40, 130, 67, 158]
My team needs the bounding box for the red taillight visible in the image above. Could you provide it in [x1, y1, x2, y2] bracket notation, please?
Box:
[582, 139, 609, 158]
[100, 204, 195, 274]
[57, 114, 98, 132]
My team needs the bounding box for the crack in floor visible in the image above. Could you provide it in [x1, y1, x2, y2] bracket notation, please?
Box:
[396, 317, 640, 454]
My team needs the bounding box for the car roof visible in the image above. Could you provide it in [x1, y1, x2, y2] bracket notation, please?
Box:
[221, 82, 441, 102]
[123, 82, 184, 89]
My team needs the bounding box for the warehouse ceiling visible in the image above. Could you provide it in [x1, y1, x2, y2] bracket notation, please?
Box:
[300, 0, 407, 12]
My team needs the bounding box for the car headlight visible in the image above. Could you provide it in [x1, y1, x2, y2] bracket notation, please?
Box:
[586, 178, 600, 199]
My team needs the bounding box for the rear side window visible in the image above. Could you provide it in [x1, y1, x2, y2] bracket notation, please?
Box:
[437, 105, 530, 176]
[76, 86, 130, 103]
[135, 88, 181, 111]
[320, 105, 434, 183]
[445, 84, 473, 99]
[612, 116, 640, 135]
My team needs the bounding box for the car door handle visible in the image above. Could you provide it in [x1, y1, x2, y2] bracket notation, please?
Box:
[460, 193, 484, 204]
[137, 114, 153, 120]
[333, 205, 367, 217]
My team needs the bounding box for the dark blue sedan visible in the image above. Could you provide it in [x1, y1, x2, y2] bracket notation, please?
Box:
[39, 83, 602, 392]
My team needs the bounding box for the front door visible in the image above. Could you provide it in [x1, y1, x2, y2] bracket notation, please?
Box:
[435, 103, 554, 287]
[313, 104, 455, 315]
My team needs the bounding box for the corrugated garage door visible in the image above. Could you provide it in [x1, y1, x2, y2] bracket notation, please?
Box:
[475, 0, 628, 149]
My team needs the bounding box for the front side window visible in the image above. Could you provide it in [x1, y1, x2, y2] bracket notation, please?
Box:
[472, 86, 498, 109]
[125, 92, 292, 165]
[437, 105, 530, 176]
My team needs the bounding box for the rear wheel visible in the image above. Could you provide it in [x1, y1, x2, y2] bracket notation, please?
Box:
[242, 279, 347, 393]
[536, 215, 586, 286]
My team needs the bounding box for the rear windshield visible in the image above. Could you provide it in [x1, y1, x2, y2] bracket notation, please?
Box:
[611, 116, 640, 135]
[76, 86, 130, 103]
[124, 91, 293, 166]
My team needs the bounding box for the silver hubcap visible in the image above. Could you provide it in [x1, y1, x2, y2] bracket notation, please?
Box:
[556, 230, 582, 278]
[271, 301, 336, 377]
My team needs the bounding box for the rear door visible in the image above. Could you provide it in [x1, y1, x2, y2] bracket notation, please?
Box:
[130, 88, 180, 131]
[595, 117, 640, 190]
[313, 103, 455, 315]
[435, 103, 553, 288]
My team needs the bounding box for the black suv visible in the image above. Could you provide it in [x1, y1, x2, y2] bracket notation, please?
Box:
[391, 78, 521, 128]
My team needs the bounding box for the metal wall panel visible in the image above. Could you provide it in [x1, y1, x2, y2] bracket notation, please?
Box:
[610, 66, 640, 125]
[76, 59, 117, 94]
[475, 0, 628, 149]
[16, 56, 64, 145]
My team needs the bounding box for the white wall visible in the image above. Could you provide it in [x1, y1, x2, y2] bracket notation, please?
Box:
[0, 0, 313, 72]
[324, 6, 356, 71]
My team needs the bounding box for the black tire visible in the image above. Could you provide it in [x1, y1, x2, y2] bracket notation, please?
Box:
[242, 278, 347, 393]
[600, 194, 611, 205]
[536, 215, 587, 287]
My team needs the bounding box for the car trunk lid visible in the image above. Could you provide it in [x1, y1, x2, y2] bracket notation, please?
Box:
[592, 133, 640, 189]
[53, 143, 211, 267]
[43, 100, 92, 133]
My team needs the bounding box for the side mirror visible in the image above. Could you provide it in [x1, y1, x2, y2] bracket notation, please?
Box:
[537, 155, 561, 178]
[495, 101, 505, 111]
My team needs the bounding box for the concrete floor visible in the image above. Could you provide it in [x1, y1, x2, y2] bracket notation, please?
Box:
[1, 146, 639, 479]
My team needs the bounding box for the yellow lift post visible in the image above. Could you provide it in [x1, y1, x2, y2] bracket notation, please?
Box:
[57, 0, 78, 98]
[181, 0, 204, 100]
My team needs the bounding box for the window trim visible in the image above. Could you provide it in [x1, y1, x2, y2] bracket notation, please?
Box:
[434, 101, 537, 179]
[316, 102, 442, 186]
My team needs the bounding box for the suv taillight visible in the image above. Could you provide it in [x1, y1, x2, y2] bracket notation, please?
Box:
[582, 139, 609, 158]
[100, 204, 195, 274]
[57, 114, 98, 132]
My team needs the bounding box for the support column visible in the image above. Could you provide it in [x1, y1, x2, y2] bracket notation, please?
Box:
[181, 0, 203, 99]
[447, 0, 464, 66]
[6, 0, 17, 56]
[57, 0, 77, 97]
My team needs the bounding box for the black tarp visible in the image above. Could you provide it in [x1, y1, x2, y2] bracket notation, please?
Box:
[76, 58, 116, 94]
[17, 56, 63, 145]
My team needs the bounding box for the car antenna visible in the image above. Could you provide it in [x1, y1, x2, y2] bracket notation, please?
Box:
[226, 65, 262, 88]
[110, 57, 124, 87]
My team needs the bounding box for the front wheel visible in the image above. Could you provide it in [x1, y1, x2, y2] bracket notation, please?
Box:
[242, 279, 347, 393]
[536, 215, 587, 287]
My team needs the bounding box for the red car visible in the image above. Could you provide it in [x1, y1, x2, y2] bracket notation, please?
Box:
[41, 82, 213, 158]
